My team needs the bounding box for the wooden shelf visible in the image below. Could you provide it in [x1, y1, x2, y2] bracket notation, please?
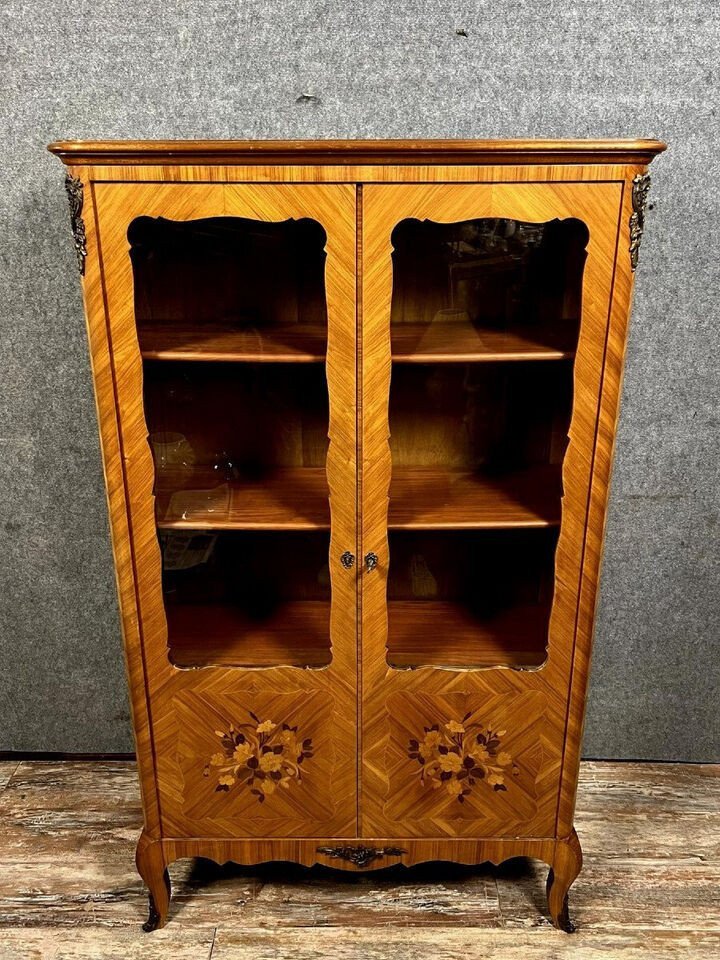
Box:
[389, 466, 561, 528]
[138, 321, 574, 364]
[156, 465, 560, 530]
[391, 322, 576, 362]
[388, 601, 549, 670]
[167, 601, 330, 668]
[139, 323, 327, 362]
[156, 467, 330, 530]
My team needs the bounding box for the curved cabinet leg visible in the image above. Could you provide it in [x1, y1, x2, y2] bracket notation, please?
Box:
[546, 829, 583, 932]
[136, 831, 171, 931]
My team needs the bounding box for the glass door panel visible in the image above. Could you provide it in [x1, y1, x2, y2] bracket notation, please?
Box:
[130, 214, 332, 669]
[386, 214, 586, 669]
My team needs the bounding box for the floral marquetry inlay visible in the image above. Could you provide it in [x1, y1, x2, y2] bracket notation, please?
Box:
[203, 711, 314, 803]
[408, 715, 519, 803]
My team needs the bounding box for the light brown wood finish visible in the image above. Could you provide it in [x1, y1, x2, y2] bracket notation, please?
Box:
[49, 139, 665, 932]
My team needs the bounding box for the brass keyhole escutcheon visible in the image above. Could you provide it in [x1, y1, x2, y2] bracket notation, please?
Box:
[340, 551, 355, 569]
[365, 552, 378, 572]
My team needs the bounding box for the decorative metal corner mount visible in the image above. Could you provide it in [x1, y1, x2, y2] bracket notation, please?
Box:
[64, 173, 87, 276]
[629, 172, 651, 271]
[317, 845, 407, 868]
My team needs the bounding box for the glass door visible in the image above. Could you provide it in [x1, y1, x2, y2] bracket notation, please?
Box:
[386, 214, 586, 670]
[360, 182, 623, 838]
[131, 213, 334, 669]
[94, 182, 358, 838]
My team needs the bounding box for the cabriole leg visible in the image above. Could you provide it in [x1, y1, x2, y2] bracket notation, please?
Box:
[136, 830, 171, 931]
[546, 829, 583, 932]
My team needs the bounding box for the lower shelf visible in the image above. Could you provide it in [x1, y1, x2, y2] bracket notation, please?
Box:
[167, 600, 331, 668]
[166, 599, 549, 670]
[387, 601, 550, 670]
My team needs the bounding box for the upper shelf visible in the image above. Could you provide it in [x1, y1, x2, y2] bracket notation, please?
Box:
[139, 321, 576, 364]
[47, 138, 667, 166]
[391, 322, 576, 362]
[139, 324, 327, 363]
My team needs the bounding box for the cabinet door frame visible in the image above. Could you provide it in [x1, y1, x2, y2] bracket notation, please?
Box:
[359, 180, 625, 839]
[91, 181, 359, 839]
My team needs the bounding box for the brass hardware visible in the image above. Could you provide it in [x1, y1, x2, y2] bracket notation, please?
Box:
[365, 552, 379, 572]
[317, 844, 406, 867]
[629, 172, 651, 271]
[64, 174, 87, 276]
[340, 551, 355, 569]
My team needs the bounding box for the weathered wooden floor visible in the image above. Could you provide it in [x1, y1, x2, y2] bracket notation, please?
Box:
[0, 760, 718, 958]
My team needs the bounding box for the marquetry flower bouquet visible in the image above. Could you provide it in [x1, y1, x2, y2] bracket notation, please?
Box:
[203, 711, 313, 802]
[407, 715, 516, 803]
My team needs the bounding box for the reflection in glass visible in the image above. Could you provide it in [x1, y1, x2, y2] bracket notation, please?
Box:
[387, 216, 588, 670]
[130, 216, 331, 669]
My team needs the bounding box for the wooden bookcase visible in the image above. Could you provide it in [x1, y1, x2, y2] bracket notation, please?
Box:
[49, 138, 665, 931]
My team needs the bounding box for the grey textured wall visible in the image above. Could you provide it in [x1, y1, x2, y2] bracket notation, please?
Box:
[1, 1, 718, 758]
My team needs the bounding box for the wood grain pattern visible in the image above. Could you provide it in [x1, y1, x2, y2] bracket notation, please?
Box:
[50, 140, 664, 931]
[153, 465, 560, 531]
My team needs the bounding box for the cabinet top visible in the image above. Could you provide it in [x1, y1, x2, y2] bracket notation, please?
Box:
[47, 138, 666, 166]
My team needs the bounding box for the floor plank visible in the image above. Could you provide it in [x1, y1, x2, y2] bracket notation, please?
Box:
[247, 862, 501, 927]
[0, 762, 19, 792]
[0, 760, 718, 957]
[0, 926, 215, 960]
[210, 927, 720, 959]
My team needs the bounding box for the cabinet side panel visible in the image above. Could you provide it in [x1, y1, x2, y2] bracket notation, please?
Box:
[556, 169, 641, 835]
[78, 172, 161, 834]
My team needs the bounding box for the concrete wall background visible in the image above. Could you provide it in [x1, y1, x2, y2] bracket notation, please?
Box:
[1, 1, 718, 758]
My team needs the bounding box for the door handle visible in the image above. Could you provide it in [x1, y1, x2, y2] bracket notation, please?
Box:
[340, 551, 355, 569]
[364, 552, 378, 572]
